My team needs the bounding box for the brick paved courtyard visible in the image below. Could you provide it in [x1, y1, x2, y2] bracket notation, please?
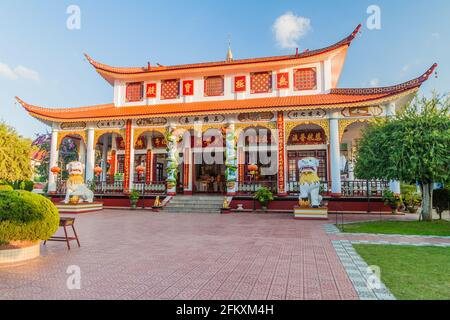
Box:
[1, 210, 449, 300]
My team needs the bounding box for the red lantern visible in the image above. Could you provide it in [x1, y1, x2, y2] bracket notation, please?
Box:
[248, 164, 258, 173]
[50, 166, 61, 176]
[136, 165, 145, 175]
[94, 165, 103, 177]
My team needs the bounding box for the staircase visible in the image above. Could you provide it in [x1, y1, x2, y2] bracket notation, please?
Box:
[164, 195, 224, 213]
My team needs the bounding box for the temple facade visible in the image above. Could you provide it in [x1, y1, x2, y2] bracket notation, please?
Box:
[18, 24, 436, 206]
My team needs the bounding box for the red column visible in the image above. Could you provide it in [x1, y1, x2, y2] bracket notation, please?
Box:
[123, 120, 132, 192]
[183, 148, 189, 190]
[146, 149, 152, 184]
[238, 146, 245, 182]
[277, 112, 287, 196]
[110, 150, 116, 183]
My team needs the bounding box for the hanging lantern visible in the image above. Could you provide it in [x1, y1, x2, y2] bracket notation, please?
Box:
[94, 165, 103, 177]
[136, 165, 145, 175]
[50, 166, 61, 176]
[248, 164, 258, 175]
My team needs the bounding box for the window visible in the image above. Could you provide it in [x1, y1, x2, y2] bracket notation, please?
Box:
[161, 79, 180, 100]
[294, 68, 317, 91]
[287, 150, 327, 181]
[125, 82, 144, 102]
[204, 76, 224, 96]
[250, 72, 272, 94]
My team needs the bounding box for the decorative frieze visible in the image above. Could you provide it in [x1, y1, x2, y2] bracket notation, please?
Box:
[178, 115, 225, 125]
[238, 112, 275, 122]
[341, 106, 383, 117]
[136, 117, 167, 126]
[97, 120, 125, 129]
[60, 122, 86, 130]
[287, 109, 326, 120]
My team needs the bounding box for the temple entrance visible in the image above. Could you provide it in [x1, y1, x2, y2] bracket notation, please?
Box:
[193, 151, 226, 194]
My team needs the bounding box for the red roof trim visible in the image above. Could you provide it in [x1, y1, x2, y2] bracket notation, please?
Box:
[85, 24, 362, 75]
[330, 64, 438, 95]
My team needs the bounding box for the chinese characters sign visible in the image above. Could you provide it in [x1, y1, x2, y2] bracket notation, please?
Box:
[234, 76, 246, 92]
[277, 72, 289, 89]
[183, 80, 194, 96]
[289, 129, 326, 145]
[146, 83, 157, 98]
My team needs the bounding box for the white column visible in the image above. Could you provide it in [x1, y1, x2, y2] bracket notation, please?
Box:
[47, 129, 59, 193]
[85, 128, 95, 182]
[329, 111, 342, 194]
[79, 139, 86, 164]
[101, 135, 108, 181]
[129, 124, 135, 189]
[386, 102, 401, 193]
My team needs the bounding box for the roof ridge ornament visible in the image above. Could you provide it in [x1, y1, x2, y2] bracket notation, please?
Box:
[226, 34, 233, 62]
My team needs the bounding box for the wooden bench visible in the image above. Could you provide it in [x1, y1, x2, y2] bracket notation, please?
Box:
[44, 217, 80, 250]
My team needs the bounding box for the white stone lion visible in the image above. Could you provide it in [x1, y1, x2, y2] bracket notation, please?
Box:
[298, 157, 322, 208]
[64, 161, 94, 204]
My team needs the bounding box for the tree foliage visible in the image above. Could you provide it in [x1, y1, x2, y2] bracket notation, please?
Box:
[355, 94, 449, 221]
[0, 123, 33, 182]
[355, 94, 449, 185]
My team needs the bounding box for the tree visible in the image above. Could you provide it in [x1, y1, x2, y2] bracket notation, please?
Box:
[0, 123, 33, 182]
[355, 94, 450, 221]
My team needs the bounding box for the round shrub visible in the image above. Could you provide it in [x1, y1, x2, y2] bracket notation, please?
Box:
[0, 190, 60, 245]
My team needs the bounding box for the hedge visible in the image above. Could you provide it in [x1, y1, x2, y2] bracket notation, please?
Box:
[0, 190, 60, 245]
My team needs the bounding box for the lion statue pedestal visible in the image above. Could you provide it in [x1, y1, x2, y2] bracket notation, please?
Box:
[293, 157, 328, 220]
[55, 161, 103, 214]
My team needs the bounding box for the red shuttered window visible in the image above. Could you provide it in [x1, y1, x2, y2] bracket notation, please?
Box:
[250, 72, 272, 94]
[204, 76, 224, 97]
[126, 82, 144, 102]
[161, 79, 180, 100]
[294, 68, 317, 91]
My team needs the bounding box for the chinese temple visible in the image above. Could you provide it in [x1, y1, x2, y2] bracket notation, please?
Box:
[17, 24, 437, 212]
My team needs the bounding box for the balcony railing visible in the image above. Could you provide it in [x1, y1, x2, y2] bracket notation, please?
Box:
[341, 180, 388, 197]
[56, 180, 166, 195]
[287, 181, 330, 196]
[131, 181, 166, 194]
[237, 180, 278, 195]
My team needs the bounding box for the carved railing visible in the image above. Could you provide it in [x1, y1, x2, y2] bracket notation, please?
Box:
[237, 180, 278, 195]
[341, 180, 388, 198]
[287, 181, 330, 196]
[56, 180, 167, 195]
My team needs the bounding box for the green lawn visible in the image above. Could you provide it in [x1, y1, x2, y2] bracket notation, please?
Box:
[338, 220, 450, 237]
[354, 244, 450, 300]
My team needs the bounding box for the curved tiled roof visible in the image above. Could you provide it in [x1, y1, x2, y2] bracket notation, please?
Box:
[85, 24, 362, 75]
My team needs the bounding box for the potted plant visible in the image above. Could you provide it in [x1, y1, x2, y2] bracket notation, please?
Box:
[254, 187, 274, 212]
[383, 190, 403, 214]
[0, 190, 59, 264]
[404, 192, 422, 213]
[129, 189, 140, 210]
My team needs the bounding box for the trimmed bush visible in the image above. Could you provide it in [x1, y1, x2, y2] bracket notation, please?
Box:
[0, 185, 13, 191]
[0, 190, 59, 245]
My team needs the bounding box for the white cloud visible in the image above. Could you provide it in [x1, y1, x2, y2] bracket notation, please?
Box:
[369, 78, 380, 87]
[0, 62, 18, 80]
[402, 65, 410, 72]
[431, 32, 441, 40]
[273, 12, 311, 49]
[0, 62, 40, 82]
[14, 65, 40, 82]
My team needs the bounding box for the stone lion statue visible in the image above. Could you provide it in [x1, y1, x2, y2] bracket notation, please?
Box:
[63, 161, 94, 204]
[298, 157, 322, 208]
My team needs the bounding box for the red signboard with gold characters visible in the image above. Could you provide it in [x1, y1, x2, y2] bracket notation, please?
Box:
[234, 76, 246, 92]
[146, 83, 157, 98]
[182, 80, 194, 96]
[289, 129, 326, 145]
[277, 72, 289, 89]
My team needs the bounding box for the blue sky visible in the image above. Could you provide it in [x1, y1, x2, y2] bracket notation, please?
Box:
[0, 0, 449, 138]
